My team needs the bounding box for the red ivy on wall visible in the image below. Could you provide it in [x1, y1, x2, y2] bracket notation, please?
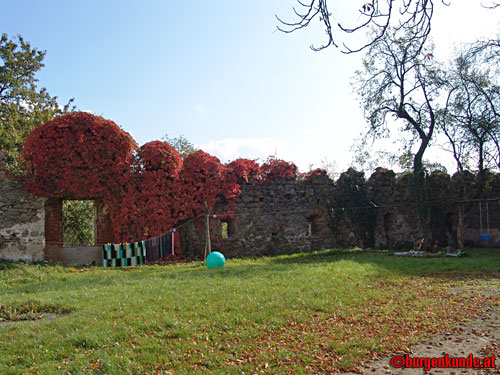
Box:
[110, 141, 184, 242]
[261, 156, 298, 182]
[138, 141, 182, 176]
[22, 112, 137, 200]
[302, 168, 327, 181]
[21, 113, 321, 247]
[179, 150, 238, 217]
[22, 114, 244, 244]
[226, 158, 261, 184]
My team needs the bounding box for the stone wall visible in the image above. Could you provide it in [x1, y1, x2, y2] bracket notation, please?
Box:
[180, 172, 338, 258]
[0, 157, 46, 262]
[1, 151, 499, 264]
[0, 150, 114, 264]
[43, 198, 112, 266]
[180, 169, 500, 258]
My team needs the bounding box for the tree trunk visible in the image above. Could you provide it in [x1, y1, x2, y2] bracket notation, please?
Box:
[204, 201, 211, 261]
[457, 203, 464, 251]
[413, 138, 431, 236]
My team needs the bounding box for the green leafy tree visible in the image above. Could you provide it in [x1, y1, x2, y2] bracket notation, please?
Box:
[353, 27, 445, 227]
[0, 33, 74, 171]
[62, 200, 95, 247]
[162, 133, 196, 159]
[442, 38, 500, 175]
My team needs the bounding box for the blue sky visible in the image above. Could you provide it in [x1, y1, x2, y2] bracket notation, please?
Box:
[2, 1, 498, 173]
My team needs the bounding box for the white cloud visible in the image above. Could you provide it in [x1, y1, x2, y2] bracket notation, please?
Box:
[196, 138, 286, 163]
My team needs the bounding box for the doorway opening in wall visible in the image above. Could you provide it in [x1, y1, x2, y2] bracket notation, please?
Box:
[62, 200, 96, 247]
[383, 213, 395, 245]
[446, 212, 458, 245]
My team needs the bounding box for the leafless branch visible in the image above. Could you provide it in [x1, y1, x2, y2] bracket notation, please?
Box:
[277, 0, 449, 53]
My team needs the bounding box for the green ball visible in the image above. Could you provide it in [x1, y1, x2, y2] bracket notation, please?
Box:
[206, 252, 226, 268]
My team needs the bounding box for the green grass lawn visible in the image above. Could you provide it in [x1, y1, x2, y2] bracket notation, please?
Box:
[1, 248, 499, 374]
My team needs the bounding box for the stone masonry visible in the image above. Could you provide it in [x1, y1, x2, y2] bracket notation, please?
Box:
[0, 155, 46, 262]
[180, 169, 500, 258]
[1, 155, 499, 264]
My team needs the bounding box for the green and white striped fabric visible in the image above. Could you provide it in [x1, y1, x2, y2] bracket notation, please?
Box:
[102, 241, 146, 268]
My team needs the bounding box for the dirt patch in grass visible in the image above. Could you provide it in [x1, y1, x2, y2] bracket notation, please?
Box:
[0, 312, 68, 326]
[0, 301, 71, 324]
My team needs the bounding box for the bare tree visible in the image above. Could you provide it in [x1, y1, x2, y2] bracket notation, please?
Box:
[277, 0, 446, 53]
[482, 1, 500, 9]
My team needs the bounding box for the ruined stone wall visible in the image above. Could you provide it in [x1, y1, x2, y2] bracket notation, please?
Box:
[367, 169, 452, 249]
[367, 169, 500, 249]
[452, 172, 500, 247]
[2, 153, 498, 263]
[43, 199, 112, 266]
[180, 169, 500, 258]
[0, 158, 46, 262]
[0, 151, 113, 264]
[180, 172, 339, 258]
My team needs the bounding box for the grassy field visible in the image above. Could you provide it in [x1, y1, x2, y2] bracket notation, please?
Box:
[1, 248, 499, 374]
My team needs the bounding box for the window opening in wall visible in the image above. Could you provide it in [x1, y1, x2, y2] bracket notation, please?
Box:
[221, 221, 229, 239]
[306, 216, 319, 236]
[62, 200, 96, 247]
[271, 232, 280, 241]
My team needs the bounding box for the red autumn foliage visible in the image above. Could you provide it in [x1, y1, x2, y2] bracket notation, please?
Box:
[226, 158, 261, 184]
[179, 150, 236, 217]
[22, 112, 137, 200]
[138, 141, 182, 176]
[20, 114, 317, 248]
[302, 168, 327, 181]
[110, 141, 184, 242]
[260, 156, 298, 182]
[21, 113, 244, 246]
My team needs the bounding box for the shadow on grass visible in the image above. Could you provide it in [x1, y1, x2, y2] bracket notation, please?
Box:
[2, 248, 499, 294]
[159, 247, 499, 281]
[0, 260, 62, 270]
[263, 247, 500, 280]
